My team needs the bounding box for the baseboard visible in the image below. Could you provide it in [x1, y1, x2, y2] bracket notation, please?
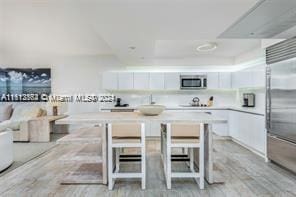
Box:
[231, 137, 266, 159]
[0, 161, 14, 174]
[213, 135, 232, 140]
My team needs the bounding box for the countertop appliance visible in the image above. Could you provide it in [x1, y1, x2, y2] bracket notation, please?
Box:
[180, 75, 207, 90]
[191, 97, 200, 106]
[181, 96, 211, 107]
[114, 98, 129, 107]
[266, 37, 296, 174]
[242, 93, 255, 107]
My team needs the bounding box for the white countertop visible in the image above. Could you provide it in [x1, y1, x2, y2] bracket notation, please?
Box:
[56, 111, 227, 124]
[100, 105, 265, 116]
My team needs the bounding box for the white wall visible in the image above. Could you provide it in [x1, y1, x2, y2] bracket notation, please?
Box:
[0, 53, 124, 114]
[234, 47, 264, 65]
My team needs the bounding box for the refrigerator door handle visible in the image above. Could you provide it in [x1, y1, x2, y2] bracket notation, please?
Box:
[266, 67, 271, 130]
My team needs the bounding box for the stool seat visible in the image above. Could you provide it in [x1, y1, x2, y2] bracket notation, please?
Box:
[171, 123, 200, 137]
[111, 123, 141, 138]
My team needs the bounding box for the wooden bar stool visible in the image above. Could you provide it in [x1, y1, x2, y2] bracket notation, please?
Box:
[161, 123, 204, 190]
[107, 123, 146, 190]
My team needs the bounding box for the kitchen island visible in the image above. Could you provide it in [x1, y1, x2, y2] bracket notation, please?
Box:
[56, 111, 227, 185]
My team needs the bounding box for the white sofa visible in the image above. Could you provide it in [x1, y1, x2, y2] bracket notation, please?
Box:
[0, 131, 13, 172]
[0, 105, 47, 142]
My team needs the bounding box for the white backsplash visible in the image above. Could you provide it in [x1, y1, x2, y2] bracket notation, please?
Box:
[101, 91, 237, 108]
[101, 89, 266, 114]
[237, 89, 266, 112]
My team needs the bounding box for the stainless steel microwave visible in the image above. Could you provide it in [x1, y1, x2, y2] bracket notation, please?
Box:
[180, 75, 207, 89]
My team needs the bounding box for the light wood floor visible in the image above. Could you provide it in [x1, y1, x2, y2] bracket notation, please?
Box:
[0, 139, 296, 197]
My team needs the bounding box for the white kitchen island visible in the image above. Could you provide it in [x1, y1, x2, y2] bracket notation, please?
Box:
[56, 111, 227, 185]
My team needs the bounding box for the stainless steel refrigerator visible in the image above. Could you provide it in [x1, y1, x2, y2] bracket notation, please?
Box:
[266, 37, 296, 173]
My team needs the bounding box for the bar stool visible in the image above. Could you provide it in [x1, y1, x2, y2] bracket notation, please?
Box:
[161, 123, 204, 190]
[107, 123, 146, 190]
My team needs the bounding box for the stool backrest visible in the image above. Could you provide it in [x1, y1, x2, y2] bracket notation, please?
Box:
[111, 123, 141, 137]
[171, 123, 200, 137]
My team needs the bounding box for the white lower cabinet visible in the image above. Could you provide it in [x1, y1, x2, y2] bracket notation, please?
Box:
[229, 111, 266, 155]
[145, 122, 151, 136]
[211, 110, 229, 136]
[150, 122, 161, 136]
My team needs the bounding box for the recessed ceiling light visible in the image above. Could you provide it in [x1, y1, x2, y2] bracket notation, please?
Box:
[129, 46, 136, 50]
[196, 42, 218, 52]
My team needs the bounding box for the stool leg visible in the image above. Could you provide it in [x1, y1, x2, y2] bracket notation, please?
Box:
[162, 129, 167, 172]
[115, 148, 120, 173]
[166, 123, 172, 189]
[189, 148, 194, 172]
[108, 124, 114, 190]
[141, 123, 146, 190]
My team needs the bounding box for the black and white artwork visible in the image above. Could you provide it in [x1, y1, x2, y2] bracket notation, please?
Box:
[0, 68, 51, 102]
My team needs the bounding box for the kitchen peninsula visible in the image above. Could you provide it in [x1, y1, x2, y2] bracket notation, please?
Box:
[56, 111, 227, 185]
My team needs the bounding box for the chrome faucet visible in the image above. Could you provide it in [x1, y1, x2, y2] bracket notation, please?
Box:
[149, 94, 155, 105]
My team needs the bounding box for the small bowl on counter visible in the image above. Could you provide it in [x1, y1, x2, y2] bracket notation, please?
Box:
[137, 105, 166, 116]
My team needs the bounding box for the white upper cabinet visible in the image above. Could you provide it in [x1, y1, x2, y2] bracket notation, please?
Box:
[103, 69, 265, 90]
[164, 73, 180, 90]
[232, 66, 266, 89]
[134, 73, 150, 89]
[252, 69, 266, 87]
[231, 70, 252, 88]
[206, 73, 219, 89]
[149, 73, 165, 90]
[102, 72, 118, 90]
[118, 73, 134, 89]
[219, 72, 232, 89]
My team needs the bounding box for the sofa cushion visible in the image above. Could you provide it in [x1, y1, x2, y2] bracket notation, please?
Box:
[10, 105, 42, 121]
[0, 120, 21, 132]
[0, 104, 13, 122]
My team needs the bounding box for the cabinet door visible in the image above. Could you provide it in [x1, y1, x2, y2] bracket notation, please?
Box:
[252, 70, 266, 87]
[150, 73, 165, 90]
[207, 73, 219, 89]
[150, 122, 161, 136]
[145, 122, 151, 136]
[102, 72, 118, 90]
[231, 72, 239, 89]
[165, 73, 180, 90]
[229, 111, 239, 139]
[134, 73, 149, 89]
[232, 70, 253, 88]
[211, 110, 229, 136]
[219, 73, 232, 89]
[229, 111, 266, 154]
[248, 114, 266, 154]
[118, 73, 134, 89]
[238, 112, 250, 146]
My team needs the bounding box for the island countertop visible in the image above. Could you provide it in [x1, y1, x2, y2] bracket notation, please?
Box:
[55, 110, 227, 185]
[56, 111, 227, 125]
[100, 106, 265, 116]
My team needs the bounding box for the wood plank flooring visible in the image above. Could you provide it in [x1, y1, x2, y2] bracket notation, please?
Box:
[0, 138, 296, 197]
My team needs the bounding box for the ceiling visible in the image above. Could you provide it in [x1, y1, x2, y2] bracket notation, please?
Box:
[0, 0, 286, 67]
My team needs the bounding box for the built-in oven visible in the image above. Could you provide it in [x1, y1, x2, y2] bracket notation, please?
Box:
[180, 75, 207, 90]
